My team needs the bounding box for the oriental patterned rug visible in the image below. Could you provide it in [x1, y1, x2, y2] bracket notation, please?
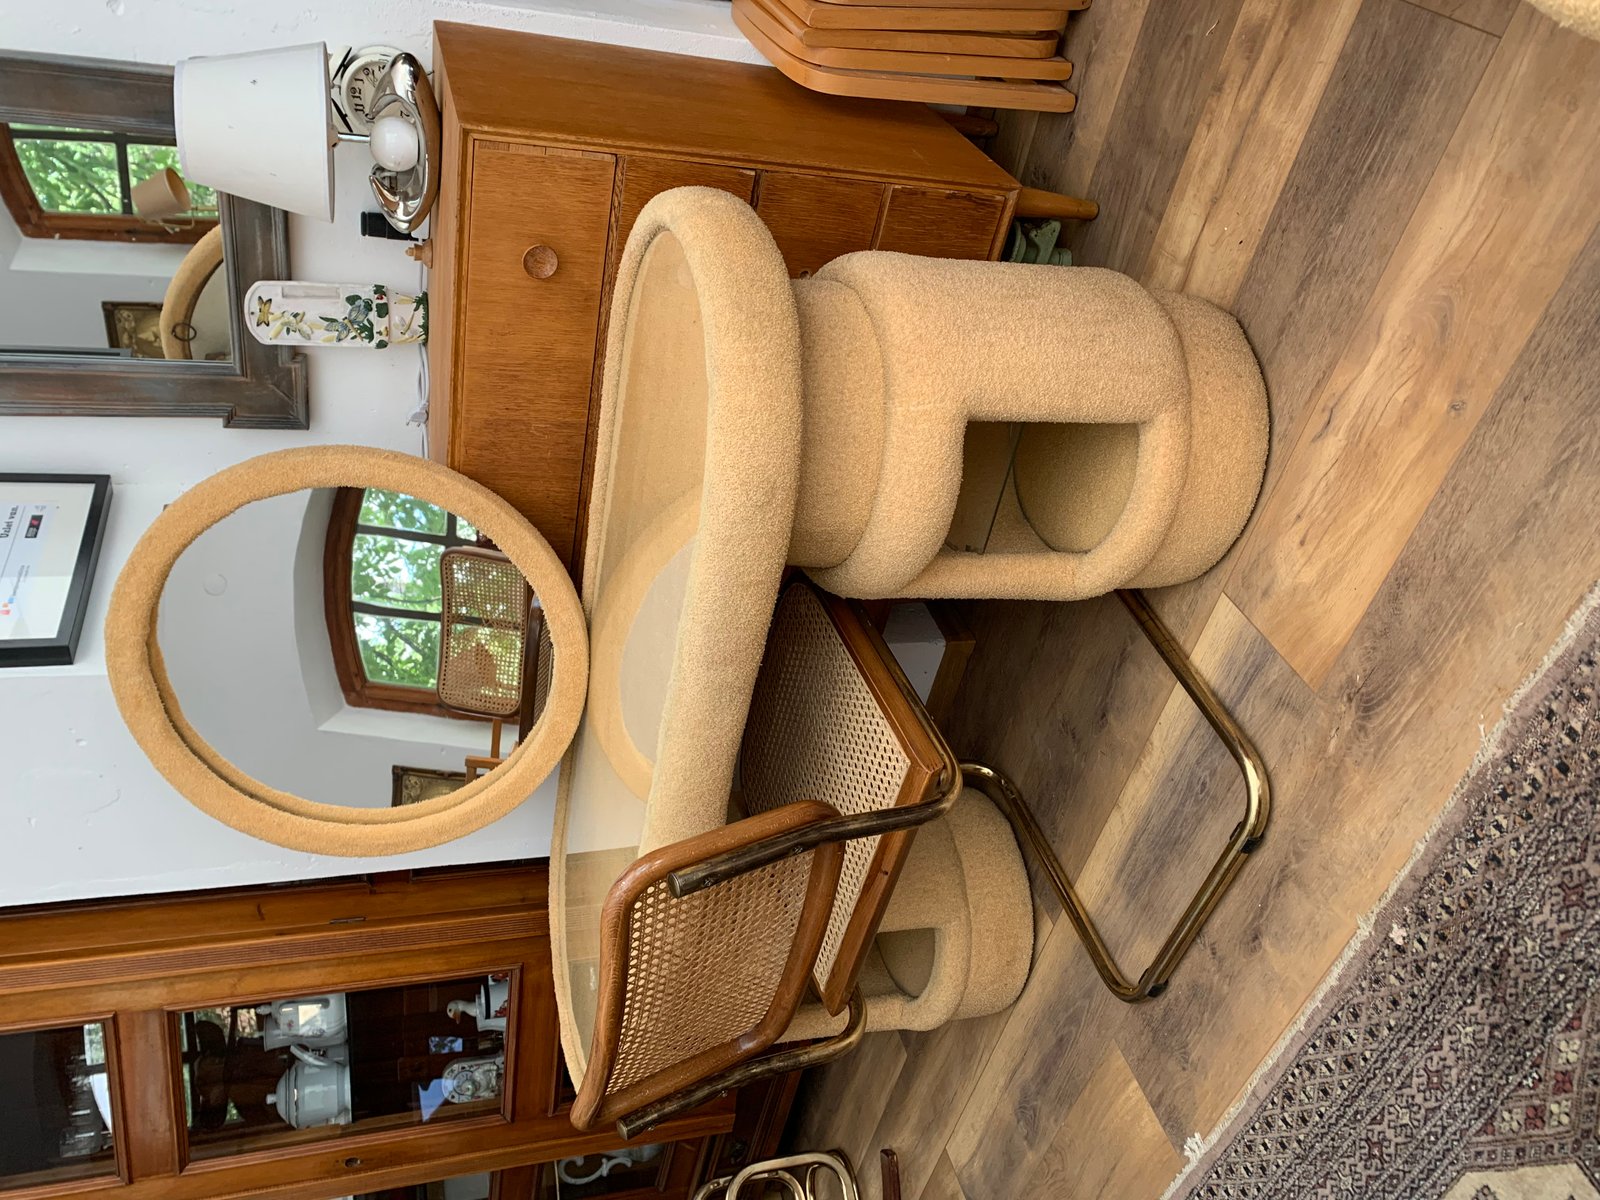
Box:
[1169, 589, 1600, 1200]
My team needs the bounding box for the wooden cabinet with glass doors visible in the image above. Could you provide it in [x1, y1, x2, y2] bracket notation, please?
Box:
[0, 865, 782, 1200]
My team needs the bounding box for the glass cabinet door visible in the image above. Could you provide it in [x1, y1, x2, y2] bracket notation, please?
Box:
[1, 1022, 119, 1192]
[537, 1145, 669, 1198]
[175, 972, 516, 1160]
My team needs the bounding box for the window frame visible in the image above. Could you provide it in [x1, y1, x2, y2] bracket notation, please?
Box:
[0, 122, 217, 244]
[323, 486, 489, 721]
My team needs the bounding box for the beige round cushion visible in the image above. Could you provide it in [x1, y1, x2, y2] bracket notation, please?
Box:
[105, 445, 588, 855]
[1530, 0, 1600, 39]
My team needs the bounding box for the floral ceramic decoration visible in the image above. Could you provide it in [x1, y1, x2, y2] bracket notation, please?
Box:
[245, 281, 428, 348]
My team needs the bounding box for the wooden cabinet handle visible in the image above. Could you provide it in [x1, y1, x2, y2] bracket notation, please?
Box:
[523, 245, 559, 279]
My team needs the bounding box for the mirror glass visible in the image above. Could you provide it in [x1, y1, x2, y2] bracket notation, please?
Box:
[157, 488, 555, 808]
[1, 82, 233, 362]
[1, 1022, 117, 1189]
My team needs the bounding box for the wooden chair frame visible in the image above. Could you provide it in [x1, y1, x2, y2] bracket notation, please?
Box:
[573, 802, 846, 1132]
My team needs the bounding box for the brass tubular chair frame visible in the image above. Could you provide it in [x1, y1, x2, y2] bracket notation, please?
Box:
[617, 988, 867, 1141]
[692, 1149, 875, 1200]
[964, 588, 1270, 1003]
[623, 586, 1267, 1141]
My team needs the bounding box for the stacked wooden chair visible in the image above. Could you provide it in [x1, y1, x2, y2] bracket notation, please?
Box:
[732, 0, 1087, 112]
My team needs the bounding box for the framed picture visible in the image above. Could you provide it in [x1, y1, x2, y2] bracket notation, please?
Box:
[0, 474, 113, 668]
[392, 765, 468, 807]
[101, 301, 165, 359]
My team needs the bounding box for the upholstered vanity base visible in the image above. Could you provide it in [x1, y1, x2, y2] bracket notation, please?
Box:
[1014, 291, 1269, 590]
[788, 250, 1269, 602]
[781, 788, 1034, 1041]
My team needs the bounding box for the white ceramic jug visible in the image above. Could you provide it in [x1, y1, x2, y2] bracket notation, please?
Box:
[267, 1044, 353, 1129]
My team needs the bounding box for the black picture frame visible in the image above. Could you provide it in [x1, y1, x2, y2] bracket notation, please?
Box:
[0, 473, 113, 668]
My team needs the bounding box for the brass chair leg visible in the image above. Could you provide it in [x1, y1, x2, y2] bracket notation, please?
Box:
[962, 588, 1271, 1003]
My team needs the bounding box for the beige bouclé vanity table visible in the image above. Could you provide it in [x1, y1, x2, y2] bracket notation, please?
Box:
[423, 22, 1082, 572]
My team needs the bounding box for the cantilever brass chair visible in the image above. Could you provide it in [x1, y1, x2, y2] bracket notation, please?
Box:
[568, 580, 1027, 1139]
[568, 581, 1271, 1138]
[692, 1150, 862, 1200]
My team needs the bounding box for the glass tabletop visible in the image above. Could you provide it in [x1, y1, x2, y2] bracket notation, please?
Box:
[556, 229, 710, 1069]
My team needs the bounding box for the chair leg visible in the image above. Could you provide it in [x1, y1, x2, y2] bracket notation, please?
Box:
[463, 755, 501, 782]
[1014, 184, 1099, 223]
[617, 990, 867, 1141]
[729, 1152, 860, 1200]
[961, 588, 1271, 1002]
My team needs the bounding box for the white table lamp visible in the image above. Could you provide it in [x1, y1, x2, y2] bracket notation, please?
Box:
[175, 43, 337, 221]
[174, 42, 438, 232]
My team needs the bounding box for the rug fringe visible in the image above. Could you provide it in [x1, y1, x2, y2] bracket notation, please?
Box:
[1159, 578, 1600, 1200]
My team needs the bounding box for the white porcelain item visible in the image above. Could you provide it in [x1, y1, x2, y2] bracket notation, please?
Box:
[257, 994, 349, 1050]
[445, 974, 512, 1033]
[440, 1055, 503, 1104]
[267, 1044, 353, 1129]
[245, 281, 427, 349]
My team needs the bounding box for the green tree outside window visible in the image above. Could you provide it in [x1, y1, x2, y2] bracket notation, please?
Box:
[9, 125, 217, 218]
[350, 489, 475, 690]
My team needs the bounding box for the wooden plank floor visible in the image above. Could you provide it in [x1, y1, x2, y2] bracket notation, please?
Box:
[786, 4, 1600, 1198]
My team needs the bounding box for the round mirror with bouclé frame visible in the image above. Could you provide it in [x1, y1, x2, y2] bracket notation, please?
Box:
[104, 447, 588, 855]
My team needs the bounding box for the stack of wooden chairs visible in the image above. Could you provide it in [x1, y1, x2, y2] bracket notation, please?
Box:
[732, 0, 1086, 112]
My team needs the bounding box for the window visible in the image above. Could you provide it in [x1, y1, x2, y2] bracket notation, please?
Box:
[0, 123, 217, 243]
[324, 487, 482, 717]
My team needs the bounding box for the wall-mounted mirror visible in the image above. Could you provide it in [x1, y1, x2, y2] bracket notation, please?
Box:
[0, 53, 306, 427]
[105, 448, 585, 855]
[157, 487, 557, 808]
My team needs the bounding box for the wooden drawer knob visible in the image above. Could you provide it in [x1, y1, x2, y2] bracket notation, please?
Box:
[523, 245, 559, 280]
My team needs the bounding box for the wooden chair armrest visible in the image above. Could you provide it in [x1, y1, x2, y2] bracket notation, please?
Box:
[573, 802, 845, 1132]
[617, 988, 867, 1141]
[668, 766, 961, 899]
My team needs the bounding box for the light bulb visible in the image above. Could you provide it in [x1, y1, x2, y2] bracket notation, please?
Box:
[369, 114, 419, 172]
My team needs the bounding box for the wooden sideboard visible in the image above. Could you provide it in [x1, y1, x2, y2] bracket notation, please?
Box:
[426, 22, 1024, 571]
[0, 865, 792, 1200]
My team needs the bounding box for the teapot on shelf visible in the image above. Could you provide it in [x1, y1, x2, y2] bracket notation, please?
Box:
[257, 994, 349, 1050]
[267, 1044, 352, 1130]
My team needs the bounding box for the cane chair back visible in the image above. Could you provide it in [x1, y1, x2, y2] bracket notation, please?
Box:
[438, 547, 529, 718]
[571, 802, 845, 1131]
[740, 582, 955, 1012]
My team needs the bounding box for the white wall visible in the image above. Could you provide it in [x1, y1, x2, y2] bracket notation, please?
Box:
[0, 202, 183, 351]
[0, 0, 762, 908]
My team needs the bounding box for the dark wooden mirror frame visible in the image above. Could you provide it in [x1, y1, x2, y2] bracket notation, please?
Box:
[0, 52, 308, 428]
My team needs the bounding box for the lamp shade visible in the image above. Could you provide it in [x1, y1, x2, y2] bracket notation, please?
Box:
[131, 167, 191, 221]
[175, 43, 335, 221]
